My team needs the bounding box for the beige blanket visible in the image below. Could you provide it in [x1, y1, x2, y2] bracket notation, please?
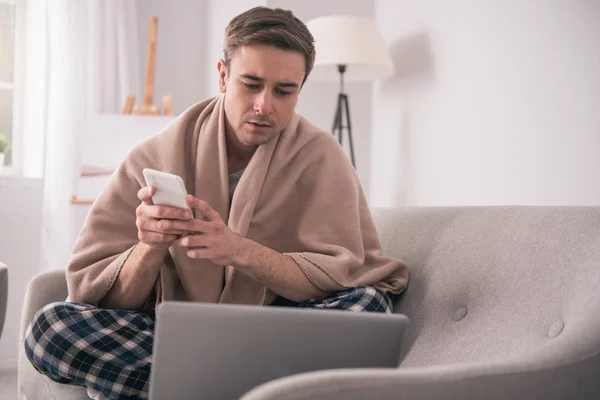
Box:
[67, 95, 408, 307]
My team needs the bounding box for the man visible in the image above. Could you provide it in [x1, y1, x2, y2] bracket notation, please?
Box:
[24, 6, 409, 399]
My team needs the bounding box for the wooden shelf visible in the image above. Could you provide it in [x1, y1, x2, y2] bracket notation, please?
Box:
[81, 165, 114, 177]
[70, 194, 94, 206]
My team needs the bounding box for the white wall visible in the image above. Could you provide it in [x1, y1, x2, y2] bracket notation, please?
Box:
[203, 0, 268, 98]
[136, 0, 208, 114]
[0, 177, 43, 370]
[371, 0, 600, 207]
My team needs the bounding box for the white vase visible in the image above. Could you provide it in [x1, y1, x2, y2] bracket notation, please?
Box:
[0, 153, 4, 170]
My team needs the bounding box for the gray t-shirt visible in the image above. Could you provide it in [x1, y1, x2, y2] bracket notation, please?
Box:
[224, 169, 244, 289]
[228, 169, 244, 207]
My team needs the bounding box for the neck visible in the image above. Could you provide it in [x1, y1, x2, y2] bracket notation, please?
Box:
[225, 118, 255, 172]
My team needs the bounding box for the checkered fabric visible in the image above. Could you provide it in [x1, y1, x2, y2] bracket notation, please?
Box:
[24, 302, 154, 399]
[24, 285, 392, 399]
[299, 286, 393, 313]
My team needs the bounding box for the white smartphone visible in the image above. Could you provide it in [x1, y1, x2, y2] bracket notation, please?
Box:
[142, 168, 191, 212]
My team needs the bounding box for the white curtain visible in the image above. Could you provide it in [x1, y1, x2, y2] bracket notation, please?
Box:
[89, 0, 142, 114]
[22, 0, 141, 271]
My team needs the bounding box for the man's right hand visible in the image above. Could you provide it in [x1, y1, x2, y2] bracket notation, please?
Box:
[136, 186, 193, 251]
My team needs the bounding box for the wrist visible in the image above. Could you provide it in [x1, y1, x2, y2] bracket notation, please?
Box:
[231, 235, 254, 268]
[138, 241, 170, 257]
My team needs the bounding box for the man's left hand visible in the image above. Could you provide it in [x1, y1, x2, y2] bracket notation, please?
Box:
[158, 195, 244, 265]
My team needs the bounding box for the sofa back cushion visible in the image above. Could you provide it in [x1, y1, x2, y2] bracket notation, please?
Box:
[371, 206, 600, 367]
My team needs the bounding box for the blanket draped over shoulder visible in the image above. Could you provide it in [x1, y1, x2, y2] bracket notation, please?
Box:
[66, 95, 409, 307]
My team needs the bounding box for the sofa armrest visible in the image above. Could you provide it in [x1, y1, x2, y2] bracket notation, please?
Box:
[241, 352, 600, 400]
[19, 269, 68, 340]
[0, 263, 7, 339]
[18, 269, 71, 400]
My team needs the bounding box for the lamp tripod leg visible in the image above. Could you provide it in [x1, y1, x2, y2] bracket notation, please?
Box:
[342, 94, 355, 167]
[338, 97, 344, 148]
[331, 92, 356, 169]
[332, 95, 342, 144]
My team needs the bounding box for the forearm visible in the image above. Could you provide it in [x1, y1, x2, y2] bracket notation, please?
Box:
[99, 242, 165, 310]
[232, 237, 328, 303]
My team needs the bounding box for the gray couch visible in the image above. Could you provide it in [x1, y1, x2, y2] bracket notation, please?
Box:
[0, 262, 7, 340]
[18, 206, 600, 399]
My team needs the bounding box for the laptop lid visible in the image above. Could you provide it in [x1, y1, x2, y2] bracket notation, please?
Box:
[149, 301, 408, 400]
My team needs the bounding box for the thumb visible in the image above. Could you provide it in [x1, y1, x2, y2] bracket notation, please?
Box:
[186, 195, 217, 221]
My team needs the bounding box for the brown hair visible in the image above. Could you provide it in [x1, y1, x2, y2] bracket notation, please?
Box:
[224, 6, 315, 84]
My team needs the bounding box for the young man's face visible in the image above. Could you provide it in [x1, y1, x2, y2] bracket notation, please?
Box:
[218, 44, 305, 151]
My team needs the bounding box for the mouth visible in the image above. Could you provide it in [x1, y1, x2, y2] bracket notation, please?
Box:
[248, 121, 271, 128]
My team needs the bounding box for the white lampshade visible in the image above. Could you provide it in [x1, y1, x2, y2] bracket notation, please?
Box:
[306, 15, 394, 82]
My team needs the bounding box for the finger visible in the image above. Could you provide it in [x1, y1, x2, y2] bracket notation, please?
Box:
[138, 230, 179, 244]
[137, 186, 156, 205]
[186, 247, 212, 259]
[177, 233, 210, 248]
[138, 218, 189, 235]
[144, 204, 192, 220]
[155, 219, 193, 235]
[159, 218, 211, 234]
[186, 195, 220, 221]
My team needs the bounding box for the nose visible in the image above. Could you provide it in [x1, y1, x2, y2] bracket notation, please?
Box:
[253, 90, 275, 115]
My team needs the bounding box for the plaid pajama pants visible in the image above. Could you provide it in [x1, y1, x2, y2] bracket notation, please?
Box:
[24, 286, 392, 400]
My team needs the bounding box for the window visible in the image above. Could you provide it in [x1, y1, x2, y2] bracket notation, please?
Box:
[0, 0, 15, 168]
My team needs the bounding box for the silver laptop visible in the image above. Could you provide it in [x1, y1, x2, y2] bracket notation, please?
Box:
[148, 301, 409, 400]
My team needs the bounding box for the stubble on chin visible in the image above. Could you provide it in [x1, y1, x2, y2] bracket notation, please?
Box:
[242, 127, 279, 145]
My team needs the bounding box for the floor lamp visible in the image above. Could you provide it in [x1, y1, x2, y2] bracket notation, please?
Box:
[306, 15, 394, 168]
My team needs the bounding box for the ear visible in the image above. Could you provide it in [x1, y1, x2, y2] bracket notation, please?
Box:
[217, 59, 228, 93]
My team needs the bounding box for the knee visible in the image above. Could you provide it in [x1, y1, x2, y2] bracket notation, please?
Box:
[24, 302, 68, 354]
[23, 302, 91, 368]
[26, 301, 84, 336]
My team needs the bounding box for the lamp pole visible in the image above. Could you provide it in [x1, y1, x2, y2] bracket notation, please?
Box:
[331, 64, 356, 168]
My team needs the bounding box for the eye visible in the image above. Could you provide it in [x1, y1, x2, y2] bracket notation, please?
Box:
[243, 82, 260, 90]
[275, 88, 293, 96]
